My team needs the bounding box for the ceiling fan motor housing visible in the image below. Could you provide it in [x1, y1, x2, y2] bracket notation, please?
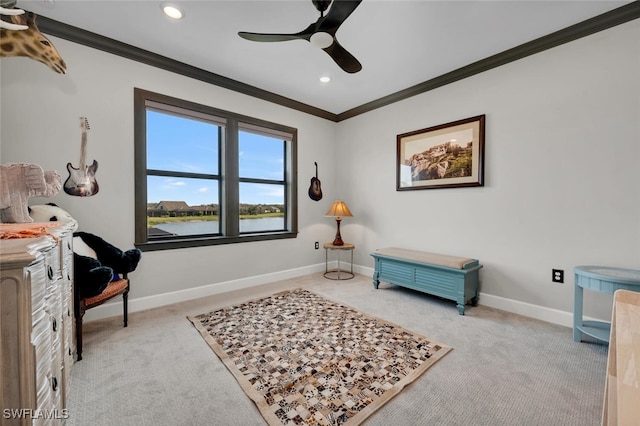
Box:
[312, 0, 333, 15]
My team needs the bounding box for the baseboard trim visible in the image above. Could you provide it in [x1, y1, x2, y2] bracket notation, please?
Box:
[478, 292, 574, 328]
[83, 263, 326, 322]
[358, 265, 587, 328]
[85, 263, 591, 328]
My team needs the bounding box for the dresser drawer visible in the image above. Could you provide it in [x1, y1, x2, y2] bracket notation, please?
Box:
[29, 258, 48, 315]
[61, 233, 73, 282]
[43, 245, 62, 286]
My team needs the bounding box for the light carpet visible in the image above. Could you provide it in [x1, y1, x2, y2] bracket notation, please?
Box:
[188, 288, 451, 426]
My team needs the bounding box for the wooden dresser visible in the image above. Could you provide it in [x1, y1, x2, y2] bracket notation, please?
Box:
[603, 289, 640, 425]
[1, 221, 76, 425]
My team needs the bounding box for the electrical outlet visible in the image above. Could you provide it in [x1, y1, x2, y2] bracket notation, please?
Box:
[552, 269, 564, 283]
[314, 241, 319, 250]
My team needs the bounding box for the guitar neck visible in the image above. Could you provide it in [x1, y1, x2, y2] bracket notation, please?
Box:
[79, 130, 87, 170]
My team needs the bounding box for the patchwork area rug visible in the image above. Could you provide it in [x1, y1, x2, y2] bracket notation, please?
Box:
[188, 288, 451, 425]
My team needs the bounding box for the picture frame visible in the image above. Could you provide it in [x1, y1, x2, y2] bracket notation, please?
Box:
[397, 115, 485, 190]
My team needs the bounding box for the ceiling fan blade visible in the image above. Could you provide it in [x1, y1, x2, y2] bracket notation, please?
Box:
[238, 32, 304, 43]
[320, 0, 363, 32]
[323, 39, 362, 73]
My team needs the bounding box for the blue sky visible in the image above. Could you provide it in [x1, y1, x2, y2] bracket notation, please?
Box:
[146, 110, 285, 206]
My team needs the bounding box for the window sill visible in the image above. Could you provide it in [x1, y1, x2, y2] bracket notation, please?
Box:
[135, 231, 298, 252]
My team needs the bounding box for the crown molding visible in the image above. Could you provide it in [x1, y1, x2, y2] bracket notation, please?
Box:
[336, 2, 640, 121]
[34, 2, 639, 123]
[35, 14, 337, 122]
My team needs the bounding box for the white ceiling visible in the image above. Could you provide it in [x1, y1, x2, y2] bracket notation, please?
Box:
[20, 0, 631, 115]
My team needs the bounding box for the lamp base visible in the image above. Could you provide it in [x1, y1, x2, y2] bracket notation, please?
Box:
[332, 218, 344, 246]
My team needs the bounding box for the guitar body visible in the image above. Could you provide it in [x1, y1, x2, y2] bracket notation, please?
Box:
[64, 159, 99, 197]
[308, 177, 322, 201]
[308, 162, 322, 201]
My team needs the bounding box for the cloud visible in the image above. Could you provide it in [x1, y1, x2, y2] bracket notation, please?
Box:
[262, 186, 284, 198]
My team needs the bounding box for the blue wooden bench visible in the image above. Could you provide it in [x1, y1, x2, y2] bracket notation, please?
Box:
[371, 247, 483, 315]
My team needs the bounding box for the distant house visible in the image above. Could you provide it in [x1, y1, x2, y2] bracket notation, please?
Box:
[147, 201, 218, 217]
[192, 204, 218, 215]
[147, 201, 194, 217]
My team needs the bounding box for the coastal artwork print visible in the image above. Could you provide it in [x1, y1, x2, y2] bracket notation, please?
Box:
[397, 115, 485, 190]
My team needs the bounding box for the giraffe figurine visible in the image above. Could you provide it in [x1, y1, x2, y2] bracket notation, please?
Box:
[0, 11, 67, 74]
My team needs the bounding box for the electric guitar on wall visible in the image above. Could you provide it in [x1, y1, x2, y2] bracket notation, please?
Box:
[64, 117, 99, 197]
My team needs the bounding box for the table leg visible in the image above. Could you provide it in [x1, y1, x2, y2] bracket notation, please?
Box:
[325, 248, 328, 274]
[573, 283, 584, 342]
[350, 249, 353, 274]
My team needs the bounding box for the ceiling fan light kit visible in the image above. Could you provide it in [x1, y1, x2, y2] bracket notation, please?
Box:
[310, 32, 334, 49]
[238, 0, 363, 74]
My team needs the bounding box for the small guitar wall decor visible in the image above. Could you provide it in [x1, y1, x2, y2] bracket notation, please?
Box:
[64, 117, 99, 197]
[308, 162, 322, 201]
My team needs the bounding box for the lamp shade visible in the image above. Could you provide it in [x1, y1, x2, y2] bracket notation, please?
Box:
[325, 200, 353, 218]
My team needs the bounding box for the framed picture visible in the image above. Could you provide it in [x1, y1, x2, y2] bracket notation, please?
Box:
[397, 115, 485, 190]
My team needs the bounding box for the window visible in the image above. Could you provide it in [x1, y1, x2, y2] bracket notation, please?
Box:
[134, 88, 297, 251]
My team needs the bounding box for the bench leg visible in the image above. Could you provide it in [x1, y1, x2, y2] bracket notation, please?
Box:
[373, 271, 380, 289]
[456, 294, 465, 315]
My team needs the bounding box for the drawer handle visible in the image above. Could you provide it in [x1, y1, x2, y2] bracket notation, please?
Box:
[47, 266, 54, 280]
[52, 376, 58, 392]
[52, 318, 58, 332]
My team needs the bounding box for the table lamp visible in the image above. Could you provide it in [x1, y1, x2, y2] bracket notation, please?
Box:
[325, 200, 352, 246]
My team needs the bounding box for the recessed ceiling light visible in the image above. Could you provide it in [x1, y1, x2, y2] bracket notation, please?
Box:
[319, 76, 331, 83]
[161, 2, 184, 20]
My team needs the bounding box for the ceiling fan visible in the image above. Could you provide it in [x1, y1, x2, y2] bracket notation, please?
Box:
[238, 0, 363, 74]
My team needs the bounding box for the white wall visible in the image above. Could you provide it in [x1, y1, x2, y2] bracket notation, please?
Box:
[0, 36, 337, 303]
[2, 19, 638, 324]
[336, 19, 640, 321]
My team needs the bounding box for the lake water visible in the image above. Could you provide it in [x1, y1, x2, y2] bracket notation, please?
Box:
[152, 217, 284, 236]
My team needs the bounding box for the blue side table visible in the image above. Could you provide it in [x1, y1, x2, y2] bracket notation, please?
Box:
[573, 265, 640, 343]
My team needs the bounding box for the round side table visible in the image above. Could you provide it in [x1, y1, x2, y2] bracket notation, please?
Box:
[573, 265, 640, 343]
[323, 243, 355, 280]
